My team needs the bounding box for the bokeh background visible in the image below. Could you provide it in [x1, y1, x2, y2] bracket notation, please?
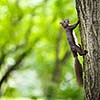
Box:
[0, 0, 84, 100]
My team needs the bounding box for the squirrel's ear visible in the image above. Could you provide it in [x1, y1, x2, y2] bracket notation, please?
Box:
[67, 19, 69, 23]
[64, 19, 69, 24]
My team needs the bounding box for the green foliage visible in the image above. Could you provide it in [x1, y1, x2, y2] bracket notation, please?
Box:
[0, 0, 84, 100]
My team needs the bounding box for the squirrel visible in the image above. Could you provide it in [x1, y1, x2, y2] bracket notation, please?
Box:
[60, 19, 87, 86]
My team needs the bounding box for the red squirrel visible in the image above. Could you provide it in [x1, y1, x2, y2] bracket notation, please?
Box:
[60, 19, 87, 86]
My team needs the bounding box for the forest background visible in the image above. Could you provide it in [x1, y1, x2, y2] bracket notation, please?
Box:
[0, 0, 84, 100]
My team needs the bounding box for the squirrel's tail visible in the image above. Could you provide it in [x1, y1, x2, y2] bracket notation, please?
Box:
[74, 57, 83, 86]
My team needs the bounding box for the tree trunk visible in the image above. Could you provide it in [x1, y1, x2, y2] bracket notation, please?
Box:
[75, 0, 100, 100]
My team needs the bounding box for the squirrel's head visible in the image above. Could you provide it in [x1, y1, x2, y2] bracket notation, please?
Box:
[60, 19, 70, 28]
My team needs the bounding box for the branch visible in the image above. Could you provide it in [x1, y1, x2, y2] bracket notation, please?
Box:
[0, 47, 31, 88]
[0, 43, 25, 69]
[0, 38, 39, 88]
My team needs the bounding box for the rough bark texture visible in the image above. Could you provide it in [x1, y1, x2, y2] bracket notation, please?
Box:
[75, 0, 100, 100]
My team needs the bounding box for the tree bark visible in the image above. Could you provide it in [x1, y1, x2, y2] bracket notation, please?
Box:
[75, 0, 100, 100]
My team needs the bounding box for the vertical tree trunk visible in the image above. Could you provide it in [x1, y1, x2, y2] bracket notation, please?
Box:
[75, 0, 100, 100]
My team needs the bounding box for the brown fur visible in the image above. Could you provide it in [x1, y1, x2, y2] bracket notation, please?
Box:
[60, 19, 87, 86]
[74, 57, 83, 86]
